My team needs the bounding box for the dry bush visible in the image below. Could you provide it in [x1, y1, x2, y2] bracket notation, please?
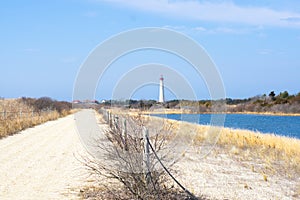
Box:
[81, 112, 198, 200]
[21, 97, 72, 114]
[0, 109, 60, 138]
[0, 98, 72, 138]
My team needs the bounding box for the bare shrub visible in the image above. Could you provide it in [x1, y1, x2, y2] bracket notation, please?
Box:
[0, 98, 72, 138]
[81, 112, 198, 200]
[34, 97, 55, 111]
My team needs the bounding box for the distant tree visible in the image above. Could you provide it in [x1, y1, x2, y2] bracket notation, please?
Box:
[35, 97, 55, 111]
[269, 91, 276, 101]
[279, 91, 289, 99]
[226, 98, 233, 105]
[138, 100, 144, 110]
[53, 101, 71, 113]
[166, 100, 179, 108]
[293, 92, 300, 104]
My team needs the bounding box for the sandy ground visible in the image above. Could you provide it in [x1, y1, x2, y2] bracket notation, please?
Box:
[1, 110, 299, 200]
[0, 112, 97, 200]
[175, 146, 299, 200]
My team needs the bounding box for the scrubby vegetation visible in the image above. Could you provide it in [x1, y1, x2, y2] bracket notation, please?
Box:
[226, 91, 300, 113]
[100, 91, 300, 114]
[160, 117, 300, 179]
[81, 112, 201, 200]
[0, 97, 72, 138]
[84, 109, 300, 199]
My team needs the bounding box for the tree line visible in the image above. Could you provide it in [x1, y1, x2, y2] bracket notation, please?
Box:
[99, 91, 300, 114]
[20, 97, 72, 114]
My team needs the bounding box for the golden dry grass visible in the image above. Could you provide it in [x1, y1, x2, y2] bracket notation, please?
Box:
[0, 111, 60, 138]
[168, 119, 300, 176]
[116, 109, 300, 177]
[0, 99, 72, 138]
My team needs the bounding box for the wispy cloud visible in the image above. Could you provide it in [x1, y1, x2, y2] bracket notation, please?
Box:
[23, 48, 40, 53]
[163, 25, 187, 31]
[193, 26, 206, 32]
[99, 0, 300, 28]
[258, 49, 273, 55]
[61, 56, 78, 63]
[163, 25, 254, 35]
[83, 11, 98, 17]
[258, 49, 285, 55]
[206, 27, 250, 34]
[281, 17, 300, 23]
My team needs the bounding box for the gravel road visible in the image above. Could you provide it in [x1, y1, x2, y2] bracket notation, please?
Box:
[0, 111, 94, 200]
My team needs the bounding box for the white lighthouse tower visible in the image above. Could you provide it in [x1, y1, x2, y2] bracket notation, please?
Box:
[159, 75, 165, 103]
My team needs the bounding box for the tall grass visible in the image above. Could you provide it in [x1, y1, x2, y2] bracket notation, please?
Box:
[122, 110, 300, 176]
[0, 98, 72, 138]
[161, 117, 300, 176]
[218, 127, 300, 176]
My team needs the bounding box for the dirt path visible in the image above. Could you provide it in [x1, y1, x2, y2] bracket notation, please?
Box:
[0, 111, 95, 200]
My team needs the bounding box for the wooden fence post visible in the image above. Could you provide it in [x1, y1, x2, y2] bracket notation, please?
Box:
[122, 118, 128, 150]
[114, 116, 119, 130]
[107, 111, 109, 123]
[109, 112, 112, 128]
[105, 110, 108, 123]
[143, 127, 150, 186]
[111, 114, 114, 128]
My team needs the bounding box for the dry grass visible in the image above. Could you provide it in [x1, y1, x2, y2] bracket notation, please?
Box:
[215, 127, 300, 172]
[0, 99, 72, 138]
[120, 109, 300, 177]
[160, 118, 300, 178]
[109, 109, 300, 171]
[97, 109, 300, 198]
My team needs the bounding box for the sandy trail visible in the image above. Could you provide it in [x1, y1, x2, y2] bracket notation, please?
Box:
[0, 111, 97, 200]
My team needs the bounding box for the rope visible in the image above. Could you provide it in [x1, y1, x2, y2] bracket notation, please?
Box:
[146, 136, 198, 200]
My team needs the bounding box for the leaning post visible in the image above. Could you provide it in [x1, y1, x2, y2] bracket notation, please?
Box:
[122, 118, 128, 150]
[143, 127, 151, 186]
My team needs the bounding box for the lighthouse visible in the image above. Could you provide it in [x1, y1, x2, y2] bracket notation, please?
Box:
[159, 75, 165, 103]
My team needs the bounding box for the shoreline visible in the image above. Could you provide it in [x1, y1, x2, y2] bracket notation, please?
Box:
[107, 108, 300, 140]
[140, 109, 300, 116]
[110, 109, 300, 140]
[147, 114, 300, 165]
[97, 109, 300, 199]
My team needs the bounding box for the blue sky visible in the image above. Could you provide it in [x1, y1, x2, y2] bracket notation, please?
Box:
[1, 0, 300, 101]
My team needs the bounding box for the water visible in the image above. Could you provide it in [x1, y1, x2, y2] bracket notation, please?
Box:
[152, 113, 300, 139]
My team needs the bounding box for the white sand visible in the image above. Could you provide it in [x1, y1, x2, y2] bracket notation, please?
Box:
[0, 112, 95, 200]
[174, 146, 299, 200]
